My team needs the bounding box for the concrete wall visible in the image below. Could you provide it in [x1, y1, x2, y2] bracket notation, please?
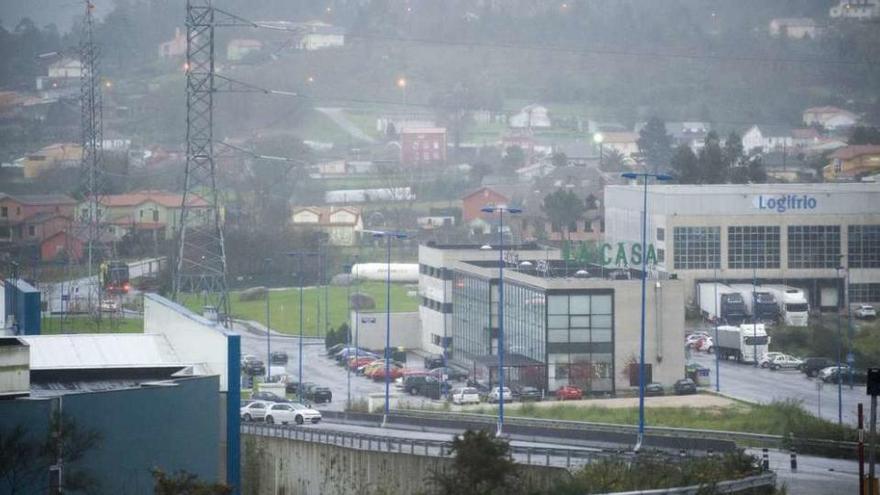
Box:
[349, 311, 421, 351]
[241, 434, 568, 495]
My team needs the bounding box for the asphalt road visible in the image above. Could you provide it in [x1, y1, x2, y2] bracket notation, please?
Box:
[689, 351, 867, 425]
[43, 257, 164, 313]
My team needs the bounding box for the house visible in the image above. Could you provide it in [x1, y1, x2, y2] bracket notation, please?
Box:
[742, 125, 794, 153]
[158, 27, 187, 59]
[296, 21, 345, 51]
[20, 143, 82, 179]
[399, 127, 447, 167]
[227, 39, 263, 61]
[769, 18, 820, 39]
[509, 104, 551, 129]
[803, 106, 859, 129]
[80, 190, 211, 242]
[461, 187, 512, 223]
[829, 0, 879, 18]
[35, 58, 82, 91]
[791, 128, 822, 148]
[502, 132, 537, 155]
[641, 121, 711, 151]
[290, 206, 362, 246]
[600, 132, 640, 158]
[824, 145, 880, 180]
[417, 215, 456, 230]
[0, 194, 77, 260]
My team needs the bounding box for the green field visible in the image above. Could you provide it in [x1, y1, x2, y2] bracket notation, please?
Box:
[183, 281, 418, 336]
[40, 316, 144, 334]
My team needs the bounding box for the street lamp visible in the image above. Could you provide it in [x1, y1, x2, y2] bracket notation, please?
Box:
[621, 171, 672, 452]
[347, 254, 359, 410]
[481, 205, 523, 437]
[372, 230, 408, 427]
[264, 258, 272, 380]
[593, 132, 604, 169]
[288, 251, 317, 402]
[397, 77, 407, 106]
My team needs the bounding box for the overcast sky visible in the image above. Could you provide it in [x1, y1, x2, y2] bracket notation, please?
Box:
[0, 0, 116, 33]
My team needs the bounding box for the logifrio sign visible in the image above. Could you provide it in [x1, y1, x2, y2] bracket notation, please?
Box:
[753, 194, 818, 213]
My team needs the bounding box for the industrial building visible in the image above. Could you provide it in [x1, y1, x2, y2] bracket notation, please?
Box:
[604, 183, 880, 310]
[418, 243, 685, 395]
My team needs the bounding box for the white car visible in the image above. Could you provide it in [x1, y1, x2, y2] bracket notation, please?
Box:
[768, 354, 803, 371]
[487, 387, 513, 403]
[99, 298, 119, 312]
[264, 402, 322, 425]
[759, 352, 786, 368]
[450, 387, 481, 405]
[855, 305, 876, 319]
[240, 401, 270, 422]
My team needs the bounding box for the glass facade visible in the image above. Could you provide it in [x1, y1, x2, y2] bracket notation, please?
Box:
[728, 226, 780, 269]
[545, 292, 614, 393]
[787, 225, 841, 269]
[850, 283, 880, 303]
[450, 273, 491, 364]
[848, 225, 880, 268]
[673, 226, 720, 269]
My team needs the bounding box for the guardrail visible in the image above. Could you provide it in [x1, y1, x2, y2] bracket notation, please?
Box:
[595, 473, 777, 495]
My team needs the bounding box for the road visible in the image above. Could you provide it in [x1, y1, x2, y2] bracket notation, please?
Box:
[42, 257, 164, 313]
[315, 107, 377, 144]
[689, 351, 866, 425]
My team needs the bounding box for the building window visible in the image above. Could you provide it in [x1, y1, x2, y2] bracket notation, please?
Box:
[850, 283, 880, 303]
[849, 225, 880, 268]
[0, 207, 6, 218]
[153, 210, 159, 222]
[673, 226, 720, 269]
[28, 225, 35, 236]
[545, 292, 614, 393]
[728, 226, 780, 269]
[788, 225, 840, 268]
[657, 248, 665, 263]
[656, 227, 665, 241]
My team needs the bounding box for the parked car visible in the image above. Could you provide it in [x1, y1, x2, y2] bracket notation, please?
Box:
[368, 362, 404, 381]
[424, 354, 445, 370]
[286, 380, 307, 396]
[466, 380, 492, 401]
[768, 355, 803, 371]
[799, 357, 836, 377]
[673, 378, 697, 395]
[418, 376, 445, 400]
[240, 401, 269, 422]
[855, 304, 877, 319]
[487, 387, 513, 403]
[303, 384, 332, 403]
[241, 356, 266, 376]
[645, 382, 665, 397]
[402, 375, 432, 395]
[250, 391, 289, 403]
[270, 351, 288, 364]
[428, 367, 470, 382]
[450, 387, 481, 405]
[696, 337, 714, 352]
[348, 355, 379, 371]
[326, 343, 347, 357]
[512, 386, 543, 401]
[555, 385, 584, 401]
[99, 298, 119, 312]
[820, 366, 868, 384]
[264, 402, 322, 425]
[759, 352, 786, 368]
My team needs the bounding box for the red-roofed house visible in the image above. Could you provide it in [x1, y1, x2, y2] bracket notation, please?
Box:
[0, 193, 77, 260]
[461, 187, 510, 223]
[79, 190, 212, 241]
[290, 206, 363, 246]
[803, 106, 858, 130]
[824, 145, 880, 180]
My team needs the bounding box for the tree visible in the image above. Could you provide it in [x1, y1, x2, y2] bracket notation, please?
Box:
[152, 469, 232, 495]
[669, 145, 700, 183]
[637, 117, 673, 173]
[600, 148, 626, 172]
[502, 145, 526, 170]
[747, 155, 768, 183]
[428, 430, 522, 495]
[698, 131, 727, 183]
[551, 152, 568, 168]
[848, 126, 880, 145]
[722, 131, 744, 169]
[542, 189, 585, 243]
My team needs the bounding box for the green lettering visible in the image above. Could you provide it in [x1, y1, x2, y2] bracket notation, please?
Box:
[646, 244, 657, 265]
[631, 243, 643, 265]
[615, 243, 628, 267]
[601, 243, 612, 265]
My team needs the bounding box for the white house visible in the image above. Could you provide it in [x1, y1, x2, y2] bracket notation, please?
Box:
[769, 18, 820, 39]
[802, 106, 859, 130]
[290, 206, 362, 246]
[158, 28, 186, 59]
[742, 125, 794, 153]
[296, 21, 345, 51]
[601, 132, 640, 158]
[227, 39, 263, 61]
[48, 58, 82, 79]
[509, 104, 551, 129]
[829, 0, 879, 18]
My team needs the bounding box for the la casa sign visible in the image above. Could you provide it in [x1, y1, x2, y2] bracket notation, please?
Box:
[563, 240, 659, 267]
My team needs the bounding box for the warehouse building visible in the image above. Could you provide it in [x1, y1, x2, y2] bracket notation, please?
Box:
[604, 183, 880, 309]
[418, 243, 685, 395]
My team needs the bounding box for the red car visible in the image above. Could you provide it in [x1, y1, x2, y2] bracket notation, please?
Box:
[369, 363, 404, 381]
[556, 385, 583, 401]
[347, 356, 376, 371]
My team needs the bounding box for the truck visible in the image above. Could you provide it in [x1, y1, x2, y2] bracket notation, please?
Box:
[710, 323, 770, 364]
[100, 260, 130, 294]
[762, 285, 809, 327]
[697, 282, 748, 325]
[728, 284, 780, 323]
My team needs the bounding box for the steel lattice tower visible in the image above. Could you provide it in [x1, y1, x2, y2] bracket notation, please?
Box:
[80, 0, 104, 315]
[174, 0, 230, 320]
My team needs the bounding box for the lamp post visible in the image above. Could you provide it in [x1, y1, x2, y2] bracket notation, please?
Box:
[621, 171, 672, 451]
[372, 230, 408, 427]
[397, 77, 407, 106]
[288, 251, 317, 402]
[836, 262, 845, 425]
[481, 205, 523, 437]
[713, 263, 720, 392]
[593, 132, 604, 169]
[752, 264, 758, 368]
[264, 257, 272, 380]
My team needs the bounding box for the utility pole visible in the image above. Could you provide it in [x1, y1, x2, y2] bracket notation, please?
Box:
[80, 0, 104, 322]
[174, 0, 230, 323]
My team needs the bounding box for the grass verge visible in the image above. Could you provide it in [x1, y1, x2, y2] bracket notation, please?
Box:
[40, 316, 144, 334]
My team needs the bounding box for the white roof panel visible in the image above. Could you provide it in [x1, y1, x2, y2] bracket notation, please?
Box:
[21, 334, 183, 370]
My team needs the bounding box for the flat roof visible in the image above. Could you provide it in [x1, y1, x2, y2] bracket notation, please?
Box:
[608, 182, 880, 195]
[21, 334, 183, 371]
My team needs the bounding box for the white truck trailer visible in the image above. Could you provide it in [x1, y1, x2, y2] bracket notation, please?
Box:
[762, 285, 809, 327]
[710, 323, 770, 364]
[697, 282, 749, 324]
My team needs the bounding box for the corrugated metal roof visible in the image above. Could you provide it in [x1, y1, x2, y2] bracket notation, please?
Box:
[21, 334, 183, 370]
